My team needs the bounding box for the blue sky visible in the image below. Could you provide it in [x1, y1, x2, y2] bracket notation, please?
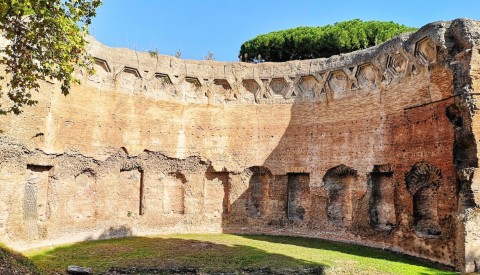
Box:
[89, 0, 480, 61]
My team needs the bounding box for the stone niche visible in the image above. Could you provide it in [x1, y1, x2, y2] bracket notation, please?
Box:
[328, 70, 349, 94]
[204, 172, 230, 217]
[368, 165, 396, 231]
[356, 63, 379, 90]
[150, 73, 173, 91]
[287, 173, 311, 222]
[23, 165, 53, 240]
[245, 166, 272, 218]
[163, 172, 186, 215]
[2, 18, 480, 273]
[118, 67, 142, 93]
[269, 78, 288, 98]
[88, 57, 113, 89]
[213, 79, 232, 91]
[242, 79, 261, 100]
[405, 162, 442, 237]
[119, 168, 144, 217]
[324, 165, 357, 226]
[70, 170, 97, 222]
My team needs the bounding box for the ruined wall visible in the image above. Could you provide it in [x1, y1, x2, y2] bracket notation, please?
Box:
[0, 19, 479, 272]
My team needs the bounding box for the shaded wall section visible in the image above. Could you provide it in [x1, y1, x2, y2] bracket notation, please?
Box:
[0, 19, 479, 272]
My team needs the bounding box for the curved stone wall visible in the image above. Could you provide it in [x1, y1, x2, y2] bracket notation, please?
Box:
[1, 19, 480, 272]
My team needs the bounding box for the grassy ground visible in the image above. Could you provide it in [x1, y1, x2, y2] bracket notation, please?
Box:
[26, 234, 457, 274]
[0, 244, 41, 274]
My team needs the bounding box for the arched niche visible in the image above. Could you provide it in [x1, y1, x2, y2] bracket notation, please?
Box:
[323, 164, 357, 226]
[405, 162, 442, 237]
[204, 171, 230, 217]
[245, 166, 272, 218]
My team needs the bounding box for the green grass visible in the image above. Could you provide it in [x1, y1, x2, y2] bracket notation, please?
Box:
[26, 234, 457, 274]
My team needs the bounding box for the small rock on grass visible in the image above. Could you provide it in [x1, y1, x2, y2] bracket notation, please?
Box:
[67, 265, 93, 274]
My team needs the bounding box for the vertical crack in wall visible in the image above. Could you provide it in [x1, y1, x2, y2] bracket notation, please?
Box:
[139, 170, 145, 215]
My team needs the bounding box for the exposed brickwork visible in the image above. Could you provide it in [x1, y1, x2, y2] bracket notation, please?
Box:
[0, 19, 479, 272]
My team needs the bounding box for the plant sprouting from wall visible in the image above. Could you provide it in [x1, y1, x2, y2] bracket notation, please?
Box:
[175, 49, 182, 59]
[204, 51, 215, 61]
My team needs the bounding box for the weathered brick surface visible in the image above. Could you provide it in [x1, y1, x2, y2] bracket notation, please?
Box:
[0, 19, 479, 272]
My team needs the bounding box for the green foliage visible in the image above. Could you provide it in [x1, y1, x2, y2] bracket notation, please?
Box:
[0, 0, 102, 115]
[148, 48, 159, 58]
[239, 19, 417, 62]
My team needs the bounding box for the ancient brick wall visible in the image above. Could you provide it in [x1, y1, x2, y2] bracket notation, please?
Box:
[0, 19, 479, 272]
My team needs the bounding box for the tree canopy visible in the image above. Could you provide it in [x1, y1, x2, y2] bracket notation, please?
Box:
[0, 0, 101, 114]
[239, 19, 417, 63]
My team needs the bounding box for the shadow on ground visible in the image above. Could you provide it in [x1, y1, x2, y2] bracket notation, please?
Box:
[29, 233, 325, 274]
[238, 234, 456, 275]
[27, 226, 459, 274]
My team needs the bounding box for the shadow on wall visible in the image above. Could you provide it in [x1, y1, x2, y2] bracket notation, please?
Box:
[221, 64, 456, 261]
[223, 95, 315, 230]
[84, 226, 132, 241]
[223, 90, 373, 232]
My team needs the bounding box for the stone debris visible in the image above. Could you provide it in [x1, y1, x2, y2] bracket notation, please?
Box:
[67, 265, 93, 274]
